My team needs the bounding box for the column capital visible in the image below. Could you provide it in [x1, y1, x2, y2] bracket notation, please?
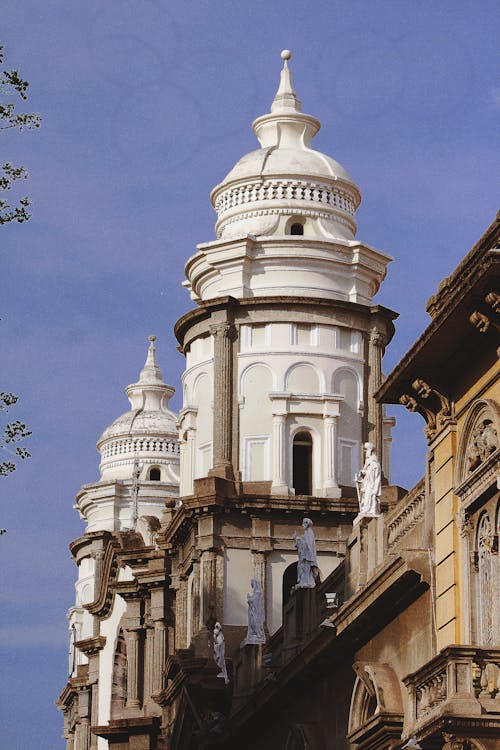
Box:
[369, 327, 386, 347]
[209, 322, 237, 340]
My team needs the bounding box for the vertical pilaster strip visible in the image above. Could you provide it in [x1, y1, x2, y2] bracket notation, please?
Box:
[271, 413, 287, 494]
[201, 549, 217, 627]
[367, 328, 385, 464]
[323, 414, 340, 496]
[210, 323, 235, 479]
[125, 629, 141, 709]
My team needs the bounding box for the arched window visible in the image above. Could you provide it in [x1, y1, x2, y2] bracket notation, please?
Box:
[293, 431, 312, 495]
[148, 467, 161, 481]
[290, 222, 304, 235]
[282, 562, 298, 607]
[477, 513, 494, 645]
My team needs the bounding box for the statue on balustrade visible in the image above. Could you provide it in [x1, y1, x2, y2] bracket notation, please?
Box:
[213, 622, 229, 684]
[293, 518, 318, 588]
[355, 442, 381, 517]
[244, 578, 266, 645]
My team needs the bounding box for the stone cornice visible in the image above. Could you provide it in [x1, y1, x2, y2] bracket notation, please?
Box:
[74, 635, 106, 656]
[377, 216, 500, 405]
[175, 294, 397, 349]
[454, 447, 500, 508]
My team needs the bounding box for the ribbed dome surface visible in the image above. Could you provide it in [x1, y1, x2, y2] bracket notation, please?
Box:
[219, 146, 355, 188]
[98, 408, 177, 442]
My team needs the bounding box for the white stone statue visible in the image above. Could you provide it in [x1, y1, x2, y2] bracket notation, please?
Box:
[355, 442, 382, 517]
[292, 518, 318, 588]
[213, 622, 229, 684]
[244, 578, 266, 645]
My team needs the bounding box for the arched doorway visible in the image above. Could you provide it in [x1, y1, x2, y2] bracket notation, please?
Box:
[293, 431, 312, 495]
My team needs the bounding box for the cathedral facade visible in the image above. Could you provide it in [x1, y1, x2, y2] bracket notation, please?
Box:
[57, 52, 500, 750]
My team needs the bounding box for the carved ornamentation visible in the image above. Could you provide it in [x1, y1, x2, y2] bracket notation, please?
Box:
[456, 508, 473, 539]
[469, 311, 491, 333]
[442, 734, 474, 750]
[412, 378, 452, 427]
[466, 419, 498, 473]
[485, 291, 500, 312]
[399, 394, 437, 442]
[369, 328, 386, 347]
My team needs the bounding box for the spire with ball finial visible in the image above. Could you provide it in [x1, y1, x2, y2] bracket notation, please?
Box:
[271, 49, 302, 114]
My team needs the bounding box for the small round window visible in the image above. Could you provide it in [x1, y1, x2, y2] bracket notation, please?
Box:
[148, 467, 161, 481]
[290, 222, 304, 235]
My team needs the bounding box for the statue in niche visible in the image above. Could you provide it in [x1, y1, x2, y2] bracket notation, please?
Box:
[355, 442, 382, 517]
[293, 518, 318, 588]
[213, 622, 229, 684]
[244, 579, 266, 645]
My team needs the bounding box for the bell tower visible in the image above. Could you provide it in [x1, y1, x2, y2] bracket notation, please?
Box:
[167, 51, 397, 652]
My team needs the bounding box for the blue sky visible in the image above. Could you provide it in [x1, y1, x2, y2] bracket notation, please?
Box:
[1, 1, 499, 747]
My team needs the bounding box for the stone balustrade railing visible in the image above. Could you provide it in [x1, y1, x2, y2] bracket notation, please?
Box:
[403, 646, 500, 731]
[386, 478, 425, 550]
[101, 437, 180, 459]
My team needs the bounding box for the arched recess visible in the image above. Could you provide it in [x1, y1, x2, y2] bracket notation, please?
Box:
[285, 362, 323, 394]
[455, 398, 499, 486]
[110, 628, 127, 720]
[282, 562, 298, 608]
[348, 663, 404, 736]
[333, 367, 362, 486]
[292, 431, 313, 495]
[289, 424, 320, 496]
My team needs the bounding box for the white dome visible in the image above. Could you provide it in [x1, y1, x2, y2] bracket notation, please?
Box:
[96, 337, 180, 482]
[220, 147, 356, 187]
[210, 53, 361, 242]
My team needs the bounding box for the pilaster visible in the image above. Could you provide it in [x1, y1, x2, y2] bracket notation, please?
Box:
[209, 322, 236, 480]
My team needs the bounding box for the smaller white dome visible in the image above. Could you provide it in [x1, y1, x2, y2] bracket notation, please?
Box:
[210, 51, 361, 242]
[96, 337, 180, 482]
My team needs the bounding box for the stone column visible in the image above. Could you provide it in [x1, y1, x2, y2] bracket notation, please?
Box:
[125, 629, 141, 709]
[271, 413, 288, 494]
[252, 551, 268, 632]
[191, 558, 201, 638]
[90, 683, 99, 749]
[76, 688, 91, 750]
[144, 616, 155, 703]
[323, 414, 341, 497]
[367, 328, 385, 466]
[201, 549, 218, 628]
[152, 619, 167, 695]
[209, 323, 236, 479]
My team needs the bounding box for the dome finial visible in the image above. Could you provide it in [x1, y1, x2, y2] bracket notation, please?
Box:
[138, 335, 163, 384]
[271, 49, 301, 114]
